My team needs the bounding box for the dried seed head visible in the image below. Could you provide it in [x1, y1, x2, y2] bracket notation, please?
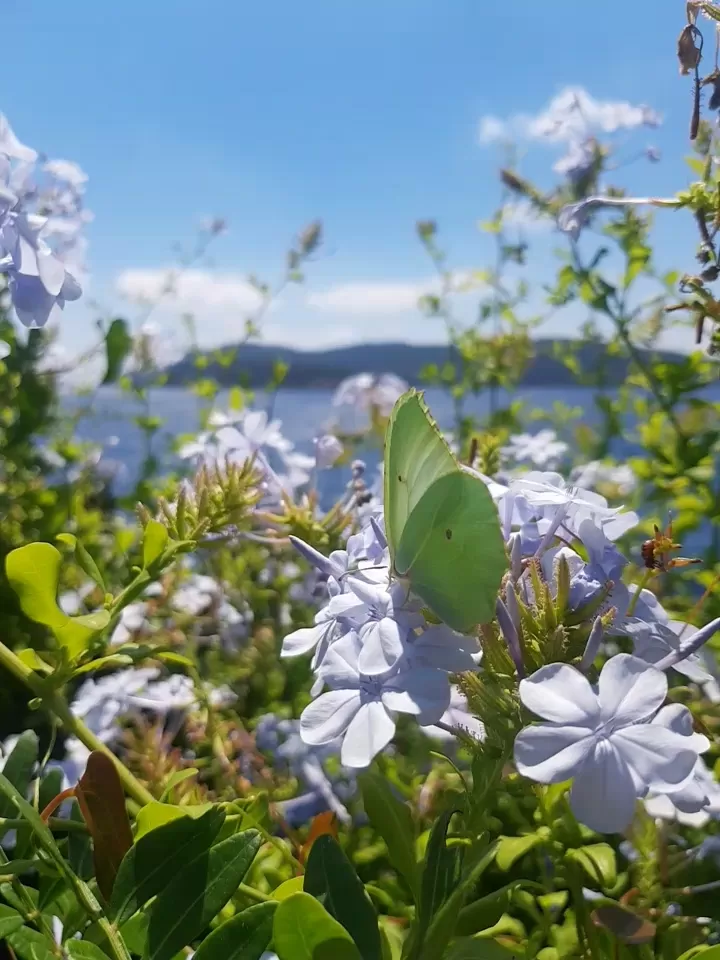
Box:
[678, 24, 702, 75]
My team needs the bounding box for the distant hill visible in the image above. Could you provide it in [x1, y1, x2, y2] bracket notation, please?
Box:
[160, 339, 686, 389]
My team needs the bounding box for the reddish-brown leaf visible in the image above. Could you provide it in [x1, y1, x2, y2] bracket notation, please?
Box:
[75, 751, 133, 900]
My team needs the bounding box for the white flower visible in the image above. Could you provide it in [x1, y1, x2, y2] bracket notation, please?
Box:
[421, 686, 485, 742]
[70, 668, 160, 741]
[570, 461, 637, 496]
[514, 654, 700, 833]
[502, 430, 569, 470]
[128, 674, 236, 713]
[300, 632, 450, 768]
[643, 707, 720, 827]
[314, 433, 344, 469]
[332, 373, 408, 416]
[110, 601, 150, 646]
[170, 574, 221, 616]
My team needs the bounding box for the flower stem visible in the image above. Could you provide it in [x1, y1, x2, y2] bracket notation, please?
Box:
[0, 772, 132, 960]
[566, 860, 603, 960]
[0, 639, 155, 809]
[626, 569, 652, 618]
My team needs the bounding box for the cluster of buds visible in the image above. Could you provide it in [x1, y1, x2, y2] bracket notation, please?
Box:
[141, 457, 264, 542]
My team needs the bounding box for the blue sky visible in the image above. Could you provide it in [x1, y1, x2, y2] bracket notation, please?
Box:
[2, 0, 701, 357]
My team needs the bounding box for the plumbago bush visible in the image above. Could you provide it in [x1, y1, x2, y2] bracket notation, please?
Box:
[9, 12, 720, 960]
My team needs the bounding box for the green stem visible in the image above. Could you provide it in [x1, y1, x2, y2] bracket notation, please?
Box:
[626, 569, 652, 618]
[0, 816, 88, 833]
[0, 772, 132, 960]
[238, 882, 273, 903]
[0, 639, 155, 809]
[566, 861, 603, 960]
[0, 847, 62, 957]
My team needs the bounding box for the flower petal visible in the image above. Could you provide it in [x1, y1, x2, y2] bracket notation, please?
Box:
[358, 618, 406, 676]
[280, 625, 326, 658]
[612, 725, 698, 794]
[598, 654, 667, 725]
[300, 690, 361, 745]
[382, 667, 450, 721]
[514, 723, 593, 783]
[519, 663, 599, 725]
[570, 740, 638, 833]
[340, 701, 396, 767]
[652, 704, 710, 753]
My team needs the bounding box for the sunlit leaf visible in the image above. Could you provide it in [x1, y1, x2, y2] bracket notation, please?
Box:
[566, 844, 616, 888]
[272, 876, 304, 901]
[134, 801, 215, 841]
[6, 543, 109, 659]
[142, 520, 169, 569]
[273, 893, 362, 960]
[496, 834, 543, 872]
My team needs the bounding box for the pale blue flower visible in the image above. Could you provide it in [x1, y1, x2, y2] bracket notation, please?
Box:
[421, 685, 485, 742]
[301, 632, 450, 768]
[644, 705, 720, 827]
[502, 430, 569, 470]
[280, 592, 361, 664]
[514, 654, 699, 833]
[314, 433, 344, 469]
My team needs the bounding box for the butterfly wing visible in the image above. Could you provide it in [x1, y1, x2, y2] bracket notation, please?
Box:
[383, 390, 457, 564]
[395, 470, 508, 633]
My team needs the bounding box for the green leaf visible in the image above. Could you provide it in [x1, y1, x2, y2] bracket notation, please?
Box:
[75, 541, 106, 592]
[134, 801, 214, 840]
[7, 924, 57, 960]
[272, 876, 304, 901]
[0, 732, 38, 820]
[273, 893, 362, 960]
[378, 918, 404, 960]
[110, 806, 225, 925]
[495, 834, 543, 872]
[418, 809, 464, 938]
[192, 902, 276, 960]
[416, 843, 499, 960]
[0, 903, 25, 938]
[358, 772, 420, 903]
[304, 835, 381, 960]
[6, 543, 110, 659]
[159, 768, 199, 802]
[0, 858, 57, 877]
[65, 942, 113, 960]
[566, 844, 616, 888]
[74, 752, 134, 901]
[142, 520, 169, 569]
[102, 317, 133, 384]
[147, 829, 262, 960]
[445, 939, 523, 959]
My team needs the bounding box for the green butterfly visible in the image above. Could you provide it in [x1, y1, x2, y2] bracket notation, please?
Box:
[383, 389, 508, 634]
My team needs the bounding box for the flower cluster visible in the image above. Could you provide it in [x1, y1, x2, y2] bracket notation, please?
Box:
[180, 407, 315, 500]
[281, 463, 720, 835]
[0, 114, 87, 327]
[282, 509, 486, 768]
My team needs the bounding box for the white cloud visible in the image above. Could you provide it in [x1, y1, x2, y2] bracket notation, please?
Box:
[501, 201, 554, 233]
[115, 268, 263, 312]
[478, 86, 661, 145]
[307, 280, 435, 314]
